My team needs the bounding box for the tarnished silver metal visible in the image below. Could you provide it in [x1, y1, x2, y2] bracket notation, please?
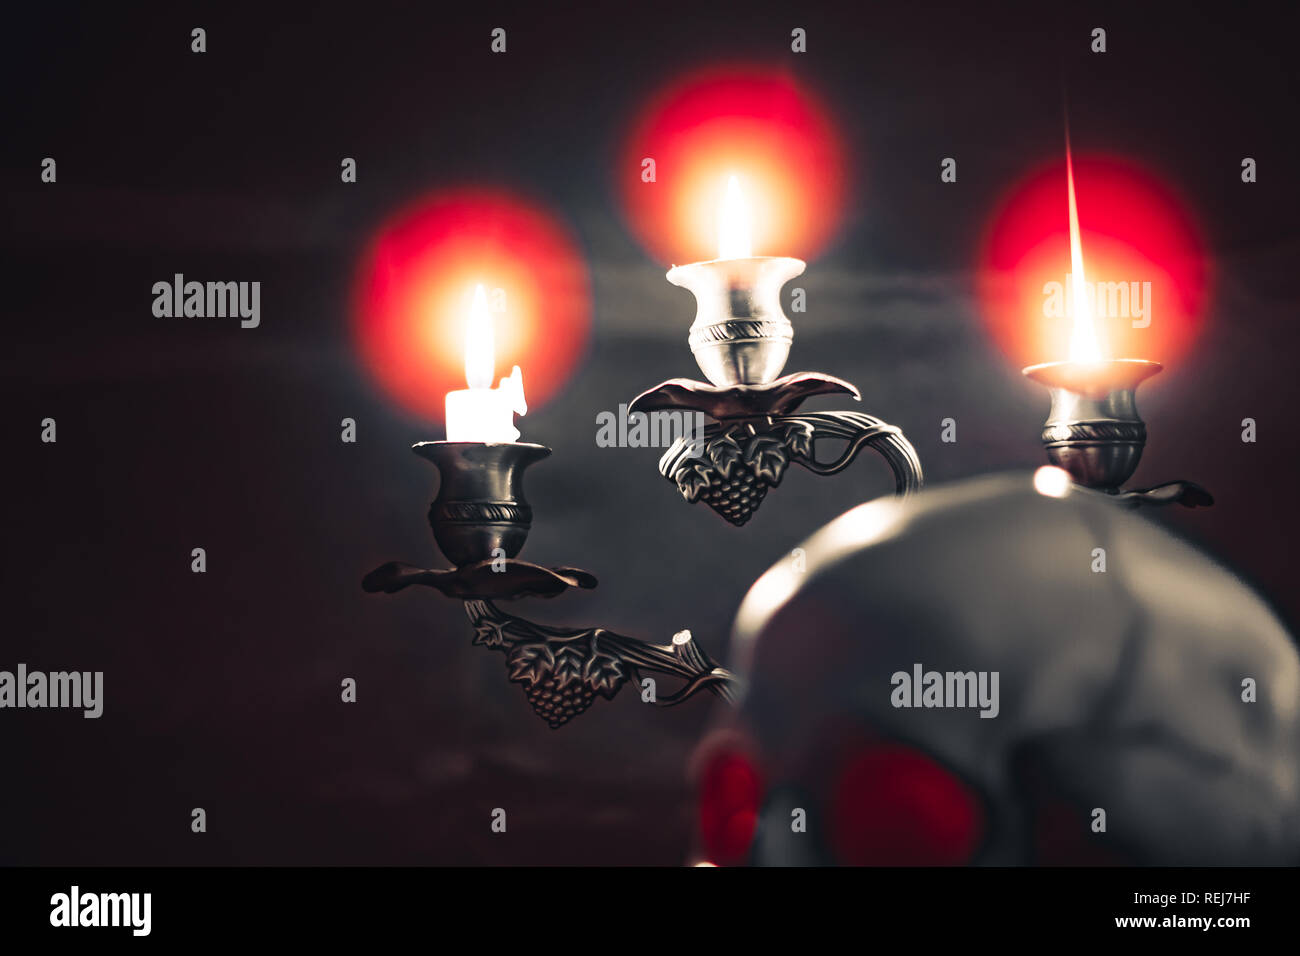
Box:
[657, 412, 923, 526]
[1023, 359, 1160, 491]
[365, 439, 739, 729]
[641, 258, 925, 522]
[667, 256, 805, 386]
[413, 441, 550, 566]
[464, 600, 739, 728]
[1023, 359, 1211, 507]
[631, 371, 923, 525]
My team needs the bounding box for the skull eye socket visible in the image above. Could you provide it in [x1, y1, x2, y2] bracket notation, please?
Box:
[697, 749, 763, 866]
[829, 744, 984, 866]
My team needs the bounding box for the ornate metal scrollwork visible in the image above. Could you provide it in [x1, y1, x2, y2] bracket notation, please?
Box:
[364, 440, 741, 730]
[631, 371, 924, 526]
[657, 412, 922, 526]
[464, 600, 740, 728]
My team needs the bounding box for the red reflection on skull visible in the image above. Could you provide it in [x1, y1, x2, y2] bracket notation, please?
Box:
[829, 744, 984, 866]
[697, 748, 763, 866]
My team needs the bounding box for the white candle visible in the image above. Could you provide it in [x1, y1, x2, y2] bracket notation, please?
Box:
[444, 284, 527, 442]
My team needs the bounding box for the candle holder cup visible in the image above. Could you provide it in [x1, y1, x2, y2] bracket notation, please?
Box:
[414, 441, 549, 566]
[1022, 359, 1212, 508]
[668, 255, 805, 387]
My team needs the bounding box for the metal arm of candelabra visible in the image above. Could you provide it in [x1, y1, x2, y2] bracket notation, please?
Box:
[362, 440, 741, 729]
[631, 372, 923, 526]
[463, 599, 738, 728]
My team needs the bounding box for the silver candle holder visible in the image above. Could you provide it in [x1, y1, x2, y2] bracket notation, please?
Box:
[669, 254, 805, 387]
[414, 441, 550, 566]
[364, 439, 739, 728]
[633, 253, 923, 525]
[1022, 358, 1212, 508]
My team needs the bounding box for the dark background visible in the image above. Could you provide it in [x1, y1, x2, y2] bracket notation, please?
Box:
[1, 1, 1296, 864]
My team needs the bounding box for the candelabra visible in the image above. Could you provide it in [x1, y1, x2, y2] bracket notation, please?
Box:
[360, 161, 1216, 732]
[363, 240, 924, 729]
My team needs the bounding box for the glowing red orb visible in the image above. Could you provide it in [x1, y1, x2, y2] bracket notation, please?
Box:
[353, 189, 591, 422]
[619, 65, 849, 265]
[977, 155, 1210, 371]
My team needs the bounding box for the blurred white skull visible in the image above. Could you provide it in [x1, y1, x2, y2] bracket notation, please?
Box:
[694, 472, 1300, 866]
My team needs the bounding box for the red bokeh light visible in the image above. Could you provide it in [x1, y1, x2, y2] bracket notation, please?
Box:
[977, 155, 1210, 371]
[352, 189, 591, 422]
[618, 65, 849, 265]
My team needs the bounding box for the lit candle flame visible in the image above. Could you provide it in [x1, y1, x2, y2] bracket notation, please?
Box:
[1065, 141, 1104, 364]
[464, 283, 494, 389]
[717, 175, 753, 260]
[445, 283, 526, 442]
